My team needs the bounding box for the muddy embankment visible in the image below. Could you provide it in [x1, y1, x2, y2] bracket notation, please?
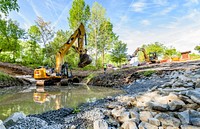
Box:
[0, 62, 33, 87]
[88, 60, 200, 87]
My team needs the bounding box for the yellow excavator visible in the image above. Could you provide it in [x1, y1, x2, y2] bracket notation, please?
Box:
[132, 47, 159, 64]
[34, 23, 92, 86]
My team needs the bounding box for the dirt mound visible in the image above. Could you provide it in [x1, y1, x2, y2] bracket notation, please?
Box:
[0, 62, 33, 76]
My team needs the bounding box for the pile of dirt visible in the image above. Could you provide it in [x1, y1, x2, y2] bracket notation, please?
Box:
[0, 62, 33, 76]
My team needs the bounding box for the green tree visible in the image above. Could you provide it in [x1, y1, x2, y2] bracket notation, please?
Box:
[68, 0, 90, 30]
[20, 25, 44, 66]
[164, 46, 180, 59]
[88, 2, 106, 66]
[99, 20, 114, 65]
[142, 42, 166, 56]
[35, 16, 54, 48]
[0, 0, 19, 16]
[110, 39, 127, 66]
[0, 19, 24, 62]
[190, 53, 200, 60]
[35, 16, 54, 65]
[195, 45, 200, 53]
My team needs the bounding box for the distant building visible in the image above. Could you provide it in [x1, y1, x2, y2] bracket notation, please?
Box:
[181, 51, 191, 60]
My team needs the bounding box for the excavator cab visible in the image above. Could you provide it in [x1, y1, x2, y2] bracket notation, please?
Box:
[149, 52, 158, 63]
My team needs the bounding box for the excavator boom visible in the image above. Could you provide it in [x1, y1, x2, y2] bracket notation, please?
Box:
[55, 23, 91, 73]
[34, 23, 92, 86]
[132, 47, 158, 64]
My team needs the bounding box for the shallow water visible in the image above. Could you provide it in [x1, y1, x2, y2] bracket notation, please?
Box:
[0, 85, 123, 120]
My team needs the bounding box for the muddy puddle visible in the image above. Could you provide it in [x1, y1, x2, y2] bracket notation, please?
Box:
[0, 85, 123, 120]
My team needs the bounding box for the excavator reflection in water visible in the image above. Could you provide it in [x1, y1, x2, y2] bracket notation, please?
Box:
[34, 23, 92, 86]
[33, 86, 72, 110]
[33, 85, 93, 110]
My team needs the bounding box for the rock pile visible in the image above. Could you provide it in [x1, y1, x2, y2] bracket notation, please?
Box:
[2, 109, 72, 129]
[95, 69, 200, 129]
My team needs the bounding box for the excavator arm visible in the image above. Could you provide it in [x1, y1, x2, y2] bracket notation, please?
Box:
[131, 47, 159, 64]
[34, 23, 92, 86]
[132, 47, 150, 62]
[55, 23, 92, 73]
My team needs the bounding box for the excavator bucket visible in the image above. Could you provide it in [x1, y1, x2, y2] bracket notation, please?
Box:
[78, 54, 92, 68]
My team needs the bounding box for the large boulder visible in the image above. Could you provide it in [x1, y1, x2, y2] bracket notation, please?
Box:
[111, 107, 125, 119]
[93, 119, 108, 129]
[177, 110, 190, 125]
[148, 118, 160, 126]
[187, 108, 200, 127]
[3, 112, 26, 128]
[138, 121, 158, 129]
[139, 111, 153, 122]
[186, 90, 200, 104]
[129, 110, 139, 119]
[149, 93, 187, 111]
[148, 102, 169, 111]
[190, 118, 200, 127]
[136, 91, 159, 107]
[0, 120, 6, 129]
[7, 117, 48, 129]
[121, 121, 138, 129]
[178, 75, 191, 82]
[168, 100, 185, 111]
[117, 112, 130, 123]
[195, 79, 200, 88]
[155, 113, 180, 127]
[181, 125, 200, 129]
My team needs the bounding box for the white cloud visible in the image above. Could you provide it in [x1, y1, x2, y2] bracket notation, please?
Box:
[184, 0, 200, 6]
[114, 21, 200, 55]
[28, 0, 41, 16]
[153, 0, 168, 5]
[131, 1, 146, 12]
[119, 15, 129, 23]
[160, 5, 177, 15]
[52, 2, 71, 28]
[168, 9, 200, 28]
[44, 0, 59, 17]
[189, 0, 200, 4]
[141, 20, 150, 25]
[17, 12, 32, 28]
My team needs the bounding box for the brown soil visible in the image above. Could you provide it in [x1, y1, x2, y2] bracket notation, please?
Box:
[0, 62, 34, 76]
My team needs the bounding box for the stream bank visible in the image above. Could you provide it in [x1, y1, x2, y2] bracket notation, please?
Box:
[0, 72, 32, 88]
[1, 60, 200, 129]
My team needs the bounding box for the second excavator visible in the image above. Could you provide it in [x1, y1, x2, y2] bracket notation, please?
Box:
[34, 23, 92, 86]
[132, 47, 159, 64]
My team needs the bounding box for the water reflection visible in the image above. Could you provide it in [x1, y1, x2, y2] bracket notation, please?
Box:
[33, 86, 62, 109]
[0, 85, 123, 120]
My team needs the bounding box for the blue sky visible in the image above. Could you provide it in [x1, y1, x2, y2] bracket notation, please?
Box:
[9, 0, 200, 54]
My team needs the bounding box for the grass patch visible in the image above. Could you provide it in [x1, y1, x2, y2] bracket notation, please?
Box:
[72, 107, 81, 114]
[0, 72, 13, 81]
[140, 70, 156, 77]
[84, 73, 97, 84]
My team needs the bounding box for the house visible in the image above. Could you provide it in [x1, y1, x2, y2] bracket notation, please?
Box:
[181, 51, 191, 60]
